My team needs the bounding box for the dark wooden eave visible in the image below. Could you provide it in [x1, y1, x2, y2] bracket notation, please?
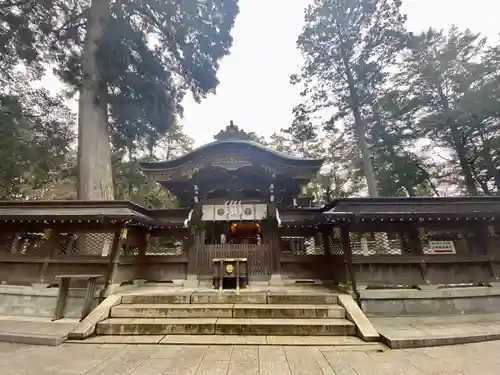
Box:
[322, 197, 500, 222]
[140, 140, 325, 171]
[140, 140, 325, 205]
[148, 208, 191, 227]
[279, 207, 325, 226]
[0, 200, 155, 224]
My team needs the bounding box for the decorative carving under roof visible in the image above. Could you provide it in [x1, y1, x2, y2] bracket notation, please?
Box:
[214, 121, 251, 141]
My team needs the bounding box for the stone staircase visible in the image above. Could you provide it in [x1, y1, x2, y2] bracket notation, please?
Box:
[95, 290, 358, 338]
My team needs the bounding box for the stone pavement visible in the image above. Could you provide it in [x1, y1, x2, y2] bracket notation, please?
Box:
[0, 315, 79, 345]
[372, 313, 500, 349]
[1, 340, 500, 375]
[3, 311, 500, 351]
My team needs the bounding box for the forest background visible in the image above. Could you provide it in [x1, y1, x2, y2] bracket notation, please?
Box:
[1, 0, 499, 208]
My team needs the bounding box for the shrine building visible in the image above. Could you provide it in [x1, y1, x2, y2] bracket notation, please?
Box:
[0, 121, 500, 327]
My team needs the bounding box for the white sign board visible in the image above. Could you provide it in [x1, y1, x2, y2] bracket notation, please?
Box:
[428, 240, 456, 254]
[202, 201, 267, 221]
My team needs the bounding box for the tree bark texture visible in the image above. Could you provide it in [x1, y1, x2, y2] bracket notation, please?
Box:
[77, 0, 114, 200]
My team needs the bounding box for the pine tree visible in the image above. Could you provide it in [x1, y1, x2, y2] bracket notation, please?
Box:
[397, 27, 487, 195]
[292, 0, 407, 197]
[367, 90, 440, 196]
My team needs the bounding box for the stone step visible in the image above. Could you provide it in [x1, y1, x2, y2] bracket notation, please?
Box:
[111, 304, 233, 318]
[110, 304, 346, 319]
[121, 294, 192, 305]
[232, 304, 345, 318]
[190, 292, 267, 304]
[120, 292, 339, 305]
[72, 334, 385, 349]
[96, 318, 356, 336]
[267, 292, 338, 305]
[214, 318, 355, 336]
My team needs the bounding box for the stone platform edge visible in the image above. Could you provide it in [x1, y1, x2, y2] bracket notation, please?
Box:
[380, 331, 500, 349]
[0, 332, 68, 346]
[337, 295, 379, 342]
[358, 286, 500, 300]
[68, 295, 122, 340]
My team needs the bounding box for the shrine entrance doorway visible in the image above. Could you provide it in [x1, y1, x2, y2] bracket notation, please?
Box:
[204, 221, 262, 246]
[196, 242, 272, 281]
[197, 221, 271, 281]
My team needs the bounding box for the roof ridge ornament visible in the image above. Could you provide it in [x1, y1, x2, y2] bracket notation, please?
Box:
[214, 120, 251, 141]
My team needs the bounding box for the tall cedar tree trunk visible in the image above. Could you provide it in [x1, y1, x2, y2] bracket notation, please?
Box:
[337, 28, 378, 197]
[77, 0, 114, 201]
[337, 28, 391, 254]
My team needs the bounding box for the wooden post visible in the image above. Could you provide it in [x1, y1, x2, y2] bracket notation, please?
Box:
[267, 182, 283, 285]
[236, 259, 240, 293]
[81, 277, 98, 320]
[104, 226, 126, 291]
[52, 276, 70, 320]
[39, 228, 61, 284]
[322, 232, 332, 257]
[407, 226, 424, 255]
[53, 275, 103, 321]
[264, 219, 281, 277]
[187, 231, 197, 275]
[271, 228, 281, 274]
[10, 233, 22, 254]
[134, 229, 150, 281]
[185, 185, 202, 286]
[475, 223, 490, 255]
[341, 225, 361, 307]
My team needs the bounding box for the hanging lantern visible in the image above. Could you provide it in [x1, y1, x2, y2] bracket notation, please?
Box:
[231, 222, 260, 235]
[333, 227, 341, 239]
[42, 229, 52, 240]
[417, 227, 426, 239]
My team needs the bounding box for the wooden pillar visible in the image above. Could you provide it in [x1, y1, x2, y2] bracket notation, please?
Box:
[270, 224, 281, 274]
[407, 226, 423, 255]
[10, 233, 22, 254]
[38, 228, 61, 285]
[104, 226, 126, 291]
[134, 229, 150, 281]
[458, 221, 480, 255]
[473, 223, 489, 255]
[185, 184, 202, 286]
[267, 182, 283, 285]
[487, 224, 497, 254]
[52, 276, 70, 320]
[322, 231, 332, 257]
[341, 225, 361, 306]
[187, 230, 203, 277]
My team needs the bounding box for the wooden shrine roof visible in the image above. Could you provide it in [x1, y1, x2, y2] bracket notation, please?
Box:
[0, 196, 499, 227]
[148, 208, 191, 227]
[139, 122, 325, 204]
[0, 200, 155, 225]
[140, 140, 325, 171]
[140, 140, 325, 204]
[279, 207, 323, 223]
[322, 197, 500, 222]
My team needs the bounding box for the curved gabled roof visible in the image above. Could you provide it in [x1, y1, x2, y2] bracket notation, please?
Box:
[140, 139, 324, 171]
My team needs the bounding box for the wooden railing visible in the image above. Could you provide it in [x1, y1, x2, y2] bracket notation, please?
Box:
[197, 244, 272, 280]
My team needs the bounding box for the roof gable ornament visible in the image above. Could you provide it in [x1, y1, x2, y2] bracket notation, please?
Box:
[214, 120, 251, 141]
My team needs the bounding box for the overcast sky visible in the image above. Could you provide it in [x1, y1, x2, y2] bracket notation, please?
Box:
[42, 0, 500, 146]
[181, 0, 500, 145]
